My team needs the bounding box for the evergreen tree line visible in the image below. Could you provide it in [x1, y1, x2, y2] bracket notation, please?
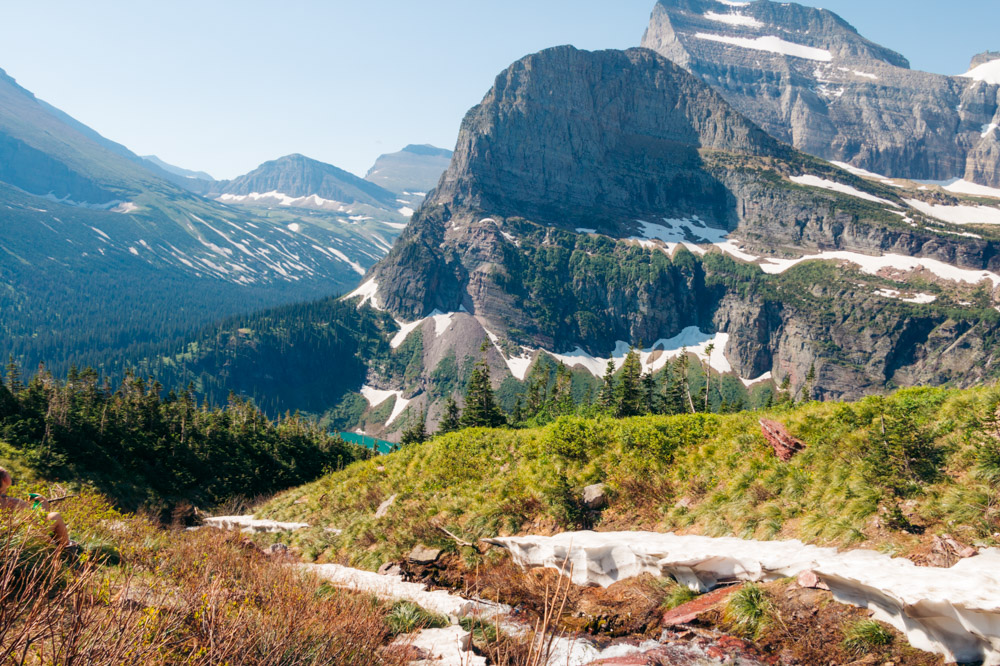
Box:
[400, 341, 816, 444]
[0, 360, 370, 513]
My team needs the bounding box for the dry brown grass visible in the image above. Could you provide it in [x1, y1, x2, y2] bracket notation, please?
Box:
[0, 496, 409, 666]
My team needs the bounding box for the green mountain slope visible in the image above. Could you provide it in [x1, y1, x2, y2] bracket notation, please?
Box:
[0, 66, 404, 373]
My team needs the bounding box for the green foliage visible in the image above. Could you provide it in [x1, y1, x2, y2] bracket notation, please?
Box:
[437, 397, 461, 435]
[460, 347, 506, 429]
[724, 583, 773, 640]
[0, 364, 370, 511]
[387, 601, 448, 635]
[842, 619, 894, 656]
[262, 386, 1000, 567]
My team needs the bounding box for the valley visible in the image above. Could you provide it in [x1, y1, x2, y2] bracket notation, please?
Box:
[2, 0, 1000, 664]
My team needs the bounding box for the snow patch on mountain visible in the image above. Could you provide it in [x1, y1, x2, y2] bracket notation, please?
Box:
[961, 58, 1000, 85]
[703, 11, 763, 27]
[547, 327, 731, 378]
[904, 199, 1000, 225]
[875, 288, 937, 305]
[360, 386, 410, 425]
[343, 278, 382, 309]
[915, 178, 1000, 200]
[790, 175, 899, 206]
[755, 249, 1000, 287]
[693, 33, 833, 62]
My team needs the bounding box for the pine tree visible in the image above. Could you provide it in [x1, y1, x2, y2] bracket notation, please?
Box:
[642, 371, 658, 414]
[800, 363, 816, 402]
[598, 360, 616, 412]
[400, 411, 427, 446]
[615, 349, 643, 417]
[551, 364, 575, 417]
[674, 351, 696, 414]
[703, 343, 715, 413]
[460, 345, 506, 428]
[437, 396, 461, 435]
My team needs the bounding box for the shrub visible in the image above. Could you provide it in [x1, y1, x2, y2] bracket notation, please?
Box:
[723, 583, 773, 639]
[842, 619, 894, 655]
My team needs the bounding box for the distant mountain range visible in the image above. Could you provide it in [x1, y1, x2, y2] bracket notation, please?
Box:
[0, 66, 451, 373]
[365, 144, 454, 196]
[141, 155, 214, 181]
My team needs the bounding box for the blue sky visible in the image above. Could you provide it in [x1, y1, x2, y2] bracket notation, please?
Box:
[0, 1, 994, 179]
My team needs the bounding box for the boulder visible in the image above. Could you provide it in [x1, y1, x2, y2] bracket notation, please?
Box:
[661, 584, 742, 626]
[583, 483, 608, 510]
[266, 543, 289, 557]
[759, 419, 806, 462]
[378, 562, 403, 576]
[408, 544, 442, 565]
[796, 570, 830, 591]
[375, 494, 397, 519]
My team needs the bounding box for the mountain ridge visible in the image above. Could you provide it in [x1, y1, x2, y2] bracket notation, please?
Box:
[641, 0, 1000, 187]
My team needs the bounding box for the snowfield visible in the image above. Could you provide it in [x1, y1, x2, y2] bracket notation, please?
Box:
[904, 198, 1000, 226]
[962, 58, 1000, 85]
[360, 385, 410, 425]
[693, 33, 833, 62]
[790, 174, 899, 206]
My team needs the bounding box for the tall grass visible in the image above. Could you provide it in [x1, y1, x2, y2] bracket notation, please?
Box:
[0, 495, 408, 666]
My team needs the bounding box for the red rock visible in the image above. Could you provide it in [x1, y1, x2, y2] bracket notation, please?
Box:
[796, 569, 830, 590]
[661, 584, 742, 626]
[759, 419, 806, 462]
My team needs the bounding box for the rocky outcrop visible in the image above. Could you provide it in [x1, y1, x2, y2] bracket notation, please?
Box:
[759, 419, 805, 461]
[430, 46, 788, 231]
[641, 0, 1000, 187]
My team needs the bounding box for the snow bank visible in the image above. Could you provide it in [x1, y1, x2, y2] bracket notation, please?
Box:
[204, 515, 309, 533]
[303, 563, 508, 621]
[343, 278, 381, 309]
[547, 327, 731, 379]
[304, 563, 665, 666]
[905, 199, 1000, 226]
[790, 174, 899, 206]
[391, 311, 456, 349]
[694, 33, 833, 62]
[703, 11, 763, 27]
[398, 625, 485, 666]
[489, 531, 1000, 665]
[917, 179, 1000, 200]
[962, 59, 1000, 85]
[875, 288, 937, 304]
[481, 322, 535, 381]
[757, 250, 1000, 287]
[361, 385, 411, 425]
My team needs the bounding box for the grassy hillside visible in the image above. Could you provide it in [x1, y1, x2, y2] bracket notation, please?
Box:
[261, 385, 1000, 568]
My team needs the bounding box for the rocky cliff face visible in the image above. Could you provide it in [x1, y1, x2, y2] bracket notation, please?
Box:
[361, 45, 1000, 411]
[641, 0, 1000, 187]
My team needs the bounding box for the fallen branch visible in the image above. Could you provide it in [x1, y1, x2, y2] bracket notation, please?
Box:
[433, 523, 479, 551]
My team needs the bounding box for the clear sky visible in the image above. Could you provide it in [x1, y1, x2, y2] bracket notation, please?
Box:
[0, 1, 995, 180]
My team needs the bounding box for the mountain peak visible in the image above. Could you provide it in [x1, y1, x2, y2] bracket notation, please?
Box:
[401, 144, 452, 158]
[427, 45, 785, 228]
[970, 51, 1000, 70]
[221, 153, 396, 206]
[365, 144, 453, 195]
[645, 0, 910, 69]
